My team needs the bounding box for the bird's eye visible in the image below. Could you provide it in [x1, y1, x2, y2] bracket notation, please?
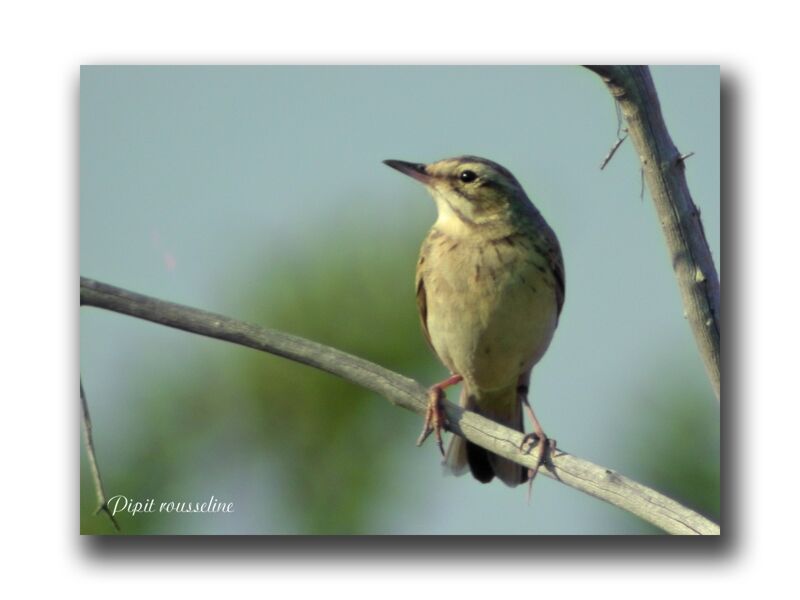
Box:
[459, 170, 478, 183]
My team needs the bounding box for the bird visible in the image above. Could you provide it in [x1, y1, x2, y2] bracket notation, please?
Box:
[384, 156, 565, 486]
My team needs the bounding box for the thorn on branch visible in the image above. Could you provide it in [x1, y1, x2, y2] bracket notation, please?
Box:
[599, 133, 628, 170]
[599, 101, 627, 171]
[95, 501, 121, 531]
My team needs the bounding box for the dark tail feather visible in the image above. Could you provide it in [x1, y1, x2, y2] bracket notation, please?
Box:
[465, 441, 495, 483]
[444, 385, 527, 487]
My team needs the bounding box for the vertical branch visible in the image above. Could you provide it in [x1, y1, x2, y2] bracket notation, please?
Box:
[585, 66, 721, 401]
[80, 380, 120, 531]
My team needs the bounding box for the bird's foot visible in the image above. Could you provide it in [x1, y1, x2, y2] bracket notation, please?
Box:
[416, 387, 447, 455]
[417, 374, 463, 456]
[520, 432, 557, 487]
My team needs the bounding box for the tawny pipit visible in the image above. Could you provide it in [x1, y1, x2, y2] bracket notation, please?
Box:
[384, 156, 565, 486]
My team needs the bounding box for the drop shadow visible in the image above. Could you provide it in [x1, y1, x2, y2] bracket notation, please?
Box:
[77, 66, 736, 565]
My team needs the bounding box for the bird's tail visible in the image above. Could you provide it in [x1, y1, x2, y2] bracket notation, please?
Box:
[444, 383, 527, 487]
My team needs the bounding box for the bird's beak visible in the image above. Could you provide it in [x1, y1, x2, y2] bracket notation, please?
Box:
[383, 159, 431, 184]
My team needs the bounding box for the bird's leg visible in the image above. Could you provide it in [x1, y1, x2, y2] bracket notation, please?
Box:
[417, 373, 463, 456]
[517, 379, 556, 493]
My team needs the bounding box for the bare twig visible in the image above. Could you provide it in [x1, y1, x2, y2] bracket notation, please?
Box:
[599, 134, 628, 170]
[599, 100, 628, 170]
[80, 380, 120, 531]
[585, 65, 721, 401]
[80, 277, 720, 535]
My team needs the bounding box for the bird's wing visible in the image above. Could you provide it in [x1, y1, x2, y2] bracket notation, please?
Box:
[548, 239, 566, 317]
[415, 252, 434, 351]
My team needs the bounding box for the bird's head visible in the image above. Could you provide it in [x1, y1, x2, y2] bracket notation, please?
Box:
[383, 155, 534, 234]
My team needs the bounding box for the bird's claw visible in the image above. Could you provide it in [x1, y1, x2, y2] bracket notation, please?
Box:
[519, 432, 557, 484]
[417, 387, 448, 456]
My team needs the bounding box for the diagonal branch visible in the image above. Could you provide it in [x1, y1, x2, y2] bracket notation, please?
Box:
[80, 276, 719, 535]
[585, 65, 721, 402]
